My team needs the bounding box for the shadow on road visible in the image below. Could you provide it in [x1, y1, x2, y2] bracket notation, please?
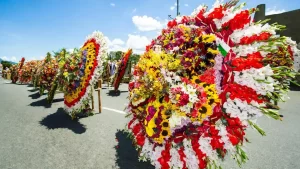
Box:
[29, 98, 51, 108]
[114, 130, 154, 169]
[27, 84, 34, 87]
[39, 108, 86, 134]
[28, 88, 39, 92]
[290, 84, 300, 91]
[29, 92, 42, 99]
[16, 83, 30, 85]
[106, 90, 128, 97]
[52, 98, 64, 103]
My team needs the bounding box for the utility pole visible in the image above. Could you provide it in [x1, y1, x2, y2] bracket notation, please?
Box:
[177, 0, 179, 16]
[169, 0, 180, 19]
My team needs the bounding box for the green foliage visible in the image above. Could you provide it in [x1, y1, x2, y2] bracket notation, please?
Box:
[129, 53, 140, 64]
[115, 51, 123, 61]
[46, 52, 52, 62]
[1, 61, 12, 69]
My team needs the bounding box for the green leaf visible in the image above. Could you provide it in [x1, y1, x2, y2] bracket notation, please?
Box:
[248, 120, 266, 136]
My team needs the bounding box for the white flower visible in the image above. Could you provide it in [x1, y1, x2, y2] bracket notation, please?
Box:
[199, 136, 218, 161]
[233, 66, 276, 95]
[223, 98, 263, 121]
[169, 113, 185, 128]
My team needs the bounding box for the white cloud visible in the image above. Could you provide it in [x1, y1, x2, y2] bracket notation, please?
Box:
[105, 34, 151, 54]
[105, 37, 126, 52]
[1, 56, 9, 61]
[68, 48, 74, 53]
[111, 38, 125, 46]
[28, 57, 37, 61]
[39, 56, 44, 60]
[11, 56, 17, 62]
[126, 34, 150, 50]
[170, 2, 177, 10]
[266, 6, 286, 15]
[185, 4, 189, 7]
[132, 15, 163, 31]
[1, 56, 18, 62]
[110, 3, 115, 7]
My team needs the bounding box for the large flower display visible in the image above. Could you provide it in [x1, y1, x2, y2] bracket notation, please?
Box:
[19, 60, 38, 84]
[47, 49, 67, 103]
[125, 1, 299, 169]
[113, 49, 132, 91]
[63, 31, 108, 118]
[33, 60, 44, 88]
[38, 53, 58, 95]
[11, 57, 25, 83]
[40, 58, 58, 93]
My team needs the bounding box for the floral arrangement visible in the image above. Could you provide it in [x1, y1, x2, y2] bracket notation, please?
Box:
[33, 60, 44, 88]
[113, 49, 132, 91]
[19, 60, 36, 84]
[47, 49, 68, 103]
[125, 1, 299, 169]
[11, 57, 25, 83]
[63, 31, 108, 118]
[10, 64, 18, 83]
[40, 58, 58, 92]
[37, 53, 57, 94]
[31, 60, 42, 85]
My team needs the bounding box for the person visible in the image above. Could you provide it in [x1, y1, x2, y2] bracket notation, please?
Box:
[0, 64, 3, 78]
[110, 61, 116, 77]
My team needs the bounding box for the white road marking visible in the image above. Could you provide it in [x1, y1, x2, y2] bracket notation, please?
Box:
[102, 107, 126, 114]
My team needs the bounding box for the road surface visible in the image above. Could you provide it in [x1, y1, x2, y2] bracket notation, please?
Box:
[0, 77, 300, 169]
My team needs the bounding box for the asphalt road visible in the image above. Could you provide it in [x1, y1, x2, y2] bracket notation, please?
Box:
[0, 77, 300, 169]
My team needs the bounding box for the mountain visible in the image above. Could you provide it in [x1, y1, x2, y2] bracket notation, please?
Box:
[0, 58, 17, 64]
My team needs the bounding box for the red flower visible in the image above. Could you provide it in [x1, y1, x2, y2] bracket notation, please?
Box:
[288, 45, 294, 61]
[132, 123, 142, 135]
[167, 20, 177, 28]
[178, 147, 188, 169]
[199, 68, 215, 84]
[136, 133, 145, 146]
[207, 6, 224, 19]
[228, 134, 239, 145]
[222, 10, 250, 31]
[178, 93, 189, 106]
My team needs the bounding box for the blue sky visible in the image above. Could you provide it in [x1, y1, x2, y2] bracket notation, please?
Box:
[0, 0, 299, 62]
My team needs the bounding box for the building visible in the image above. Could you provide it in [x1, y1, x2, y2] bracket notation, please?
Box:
[254, 4, 300, 43]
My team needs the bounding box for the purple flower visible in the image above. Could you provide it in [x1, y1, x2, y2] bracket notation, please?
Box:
[148, 106, 156, 116]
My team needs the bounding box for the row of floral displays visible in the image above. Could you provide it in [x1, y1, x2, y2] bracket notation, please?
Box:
[6, 0, 300, 168]
[10, 31, 133, 119]
[124, 0, 299, 169]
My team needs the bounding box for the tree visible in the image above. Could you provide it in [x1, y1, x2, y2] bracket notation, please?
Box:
[129, 54, 141, 65]
[1, 61, 12, 70]
[115, 51, 123, 61]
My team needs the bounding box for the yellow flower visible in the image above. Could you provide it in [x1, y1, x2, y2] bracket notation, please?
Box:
[200, 62, 206, 67]
[202, 34, 216, 43]
[191, 75, 201, 84]
[198, 103, 213, 118]
[207, 48, 219, 55]
[145, 118, 156, 137]
[176, 94, 181, 100]
[63, 72, 69, 77]
[193, 37, 200, 43]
